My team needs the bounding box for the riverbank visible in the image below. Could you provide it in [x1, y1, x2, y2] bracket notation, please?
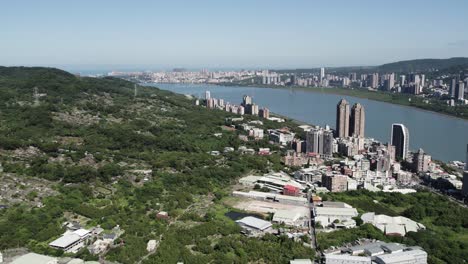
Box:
[220, 83, 468, 121]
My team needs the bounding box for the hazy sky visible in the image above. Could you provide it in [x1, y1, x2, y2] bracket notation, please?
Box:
[1, 0, 468, 70]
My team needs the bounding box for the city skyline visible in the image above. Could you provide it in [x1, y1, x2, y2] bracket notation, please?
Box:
[1, 0, 468, 69]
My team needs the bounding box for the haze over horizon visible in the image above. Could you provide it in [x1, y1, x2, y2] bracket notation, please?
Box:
[2, 0, 468, 70]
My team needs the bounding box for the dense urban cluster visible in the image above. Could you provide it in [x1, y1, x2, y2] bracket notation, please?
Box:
[196, 90, 468, 263]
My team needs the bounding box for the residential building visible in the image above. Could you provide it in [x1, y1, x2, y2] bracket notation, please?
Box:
[259, 107, 270, 119]
[457, 81, 465, 100]
[462, 144, 468, 197]
[336, 99, 350, 138]
[412, 148, 431, 173]
[268, 129, 295, 145]
[350, 103, 365, 138]
[306, 126, 334, 158]
[322, 174, 348, 192]
[243, 95, 252, 106]
[450, 78, 457, 98]
[391, 124, 409, 160]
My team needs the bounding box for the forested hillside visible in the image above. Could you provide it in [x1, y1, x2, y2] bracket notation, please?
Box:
[0, 67, 313, 263]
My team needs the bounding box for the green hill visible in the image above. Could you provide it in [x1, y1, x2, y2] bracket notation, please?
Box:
[0, 67, 311, 263]
[377, 57, 468, 73]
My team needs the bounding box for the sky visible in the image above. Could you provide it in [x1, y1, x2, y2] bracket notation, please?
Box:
[1, 0, 468, 71]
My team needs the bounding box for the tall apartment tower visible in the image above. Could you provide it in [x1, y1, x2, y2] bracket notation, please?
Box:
[457, 81, 465, 100]
[462, 144, 468, 197]
[205, 91, 211, 100]
[305, 127, 334, 158]
[243, 95, 252, 106]
[336, 99, 350, 138]
[450, 79, 457, 98]
[350, 103, 365, 138]
[320, 67, 325, 82]
[391, 123, 410, 160]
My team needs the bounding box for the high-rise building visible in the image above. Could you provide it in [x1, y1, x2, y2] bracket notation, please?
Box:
[250, 104, 259, 115]
[368, 73, 379, 88]
[320, 67, 325, 82]
[243, 95, 253, 106]
[350, 103, 365, 138]
[450, 79, 457, 98]
[391, 123, 410, 160]
[205, 91, 211, 100]
[399, 75, 406, 86]
[306, 127, 334, 158]
[462, 144, 468, 197]
[457, 81, 465, 100]
[290, 74, 296, 85]
[384, 73, 395, 91]
[420, 74, 425, 87]
[412, 148, 431, 173]
[259, 107, 270, 119]
[336, 99, 350, 138]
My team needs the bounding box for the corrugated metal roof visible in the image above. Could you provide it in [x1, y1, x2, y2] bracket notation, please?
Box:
[236, 216, 272, 231]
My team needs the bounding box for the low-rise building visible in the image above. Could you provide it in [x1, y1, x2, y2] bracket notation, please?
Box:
[272, 207, 310, 227]
[314, 206, 358, 227]
[322, 174, 348, 192]
[325, 254, 371, 264]
[374, 249, 427, 264]
[327, 241, 428, 264]
[49, 229, 90, 253]
[361, 212, 425, 236]
[268, 129, 295, 145]
[236, 216, 272, 236]
[11, 253, 57, 264]
[233, 191, 308, 206]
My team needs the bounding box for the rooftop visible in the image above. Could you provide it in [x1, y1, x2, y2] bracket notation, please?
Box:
[49, 233, 81, 248]
[11, 253, 57, 264]
[374, 249, 427, 262]
[314, 207, 358, 217]
[236, 216, 272, 231]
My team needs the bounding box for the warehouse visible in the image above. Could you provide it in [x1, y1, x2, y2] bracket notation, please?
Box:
[272, 207, 310, 227]
[236, 216, 272, 236]
[313, 206, 358, 227]
[232, 191, 308, 206]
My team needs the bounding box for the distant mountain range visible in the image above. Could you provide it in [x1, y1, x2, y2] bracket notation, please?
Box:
[275, 57, 468, 74]
[377, 57, 468, 73]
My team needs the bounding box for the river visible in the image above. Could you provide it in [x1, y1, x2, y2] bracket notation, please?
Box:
[146, 83, 468, 162]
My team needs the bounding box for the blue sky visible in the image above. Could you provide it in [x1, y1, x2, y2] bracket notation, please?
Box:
[1, 0, 467, 70]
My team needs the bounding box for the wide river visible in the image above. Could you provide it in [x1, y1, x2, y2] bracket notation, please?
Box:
[147, 83, 468, 162]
